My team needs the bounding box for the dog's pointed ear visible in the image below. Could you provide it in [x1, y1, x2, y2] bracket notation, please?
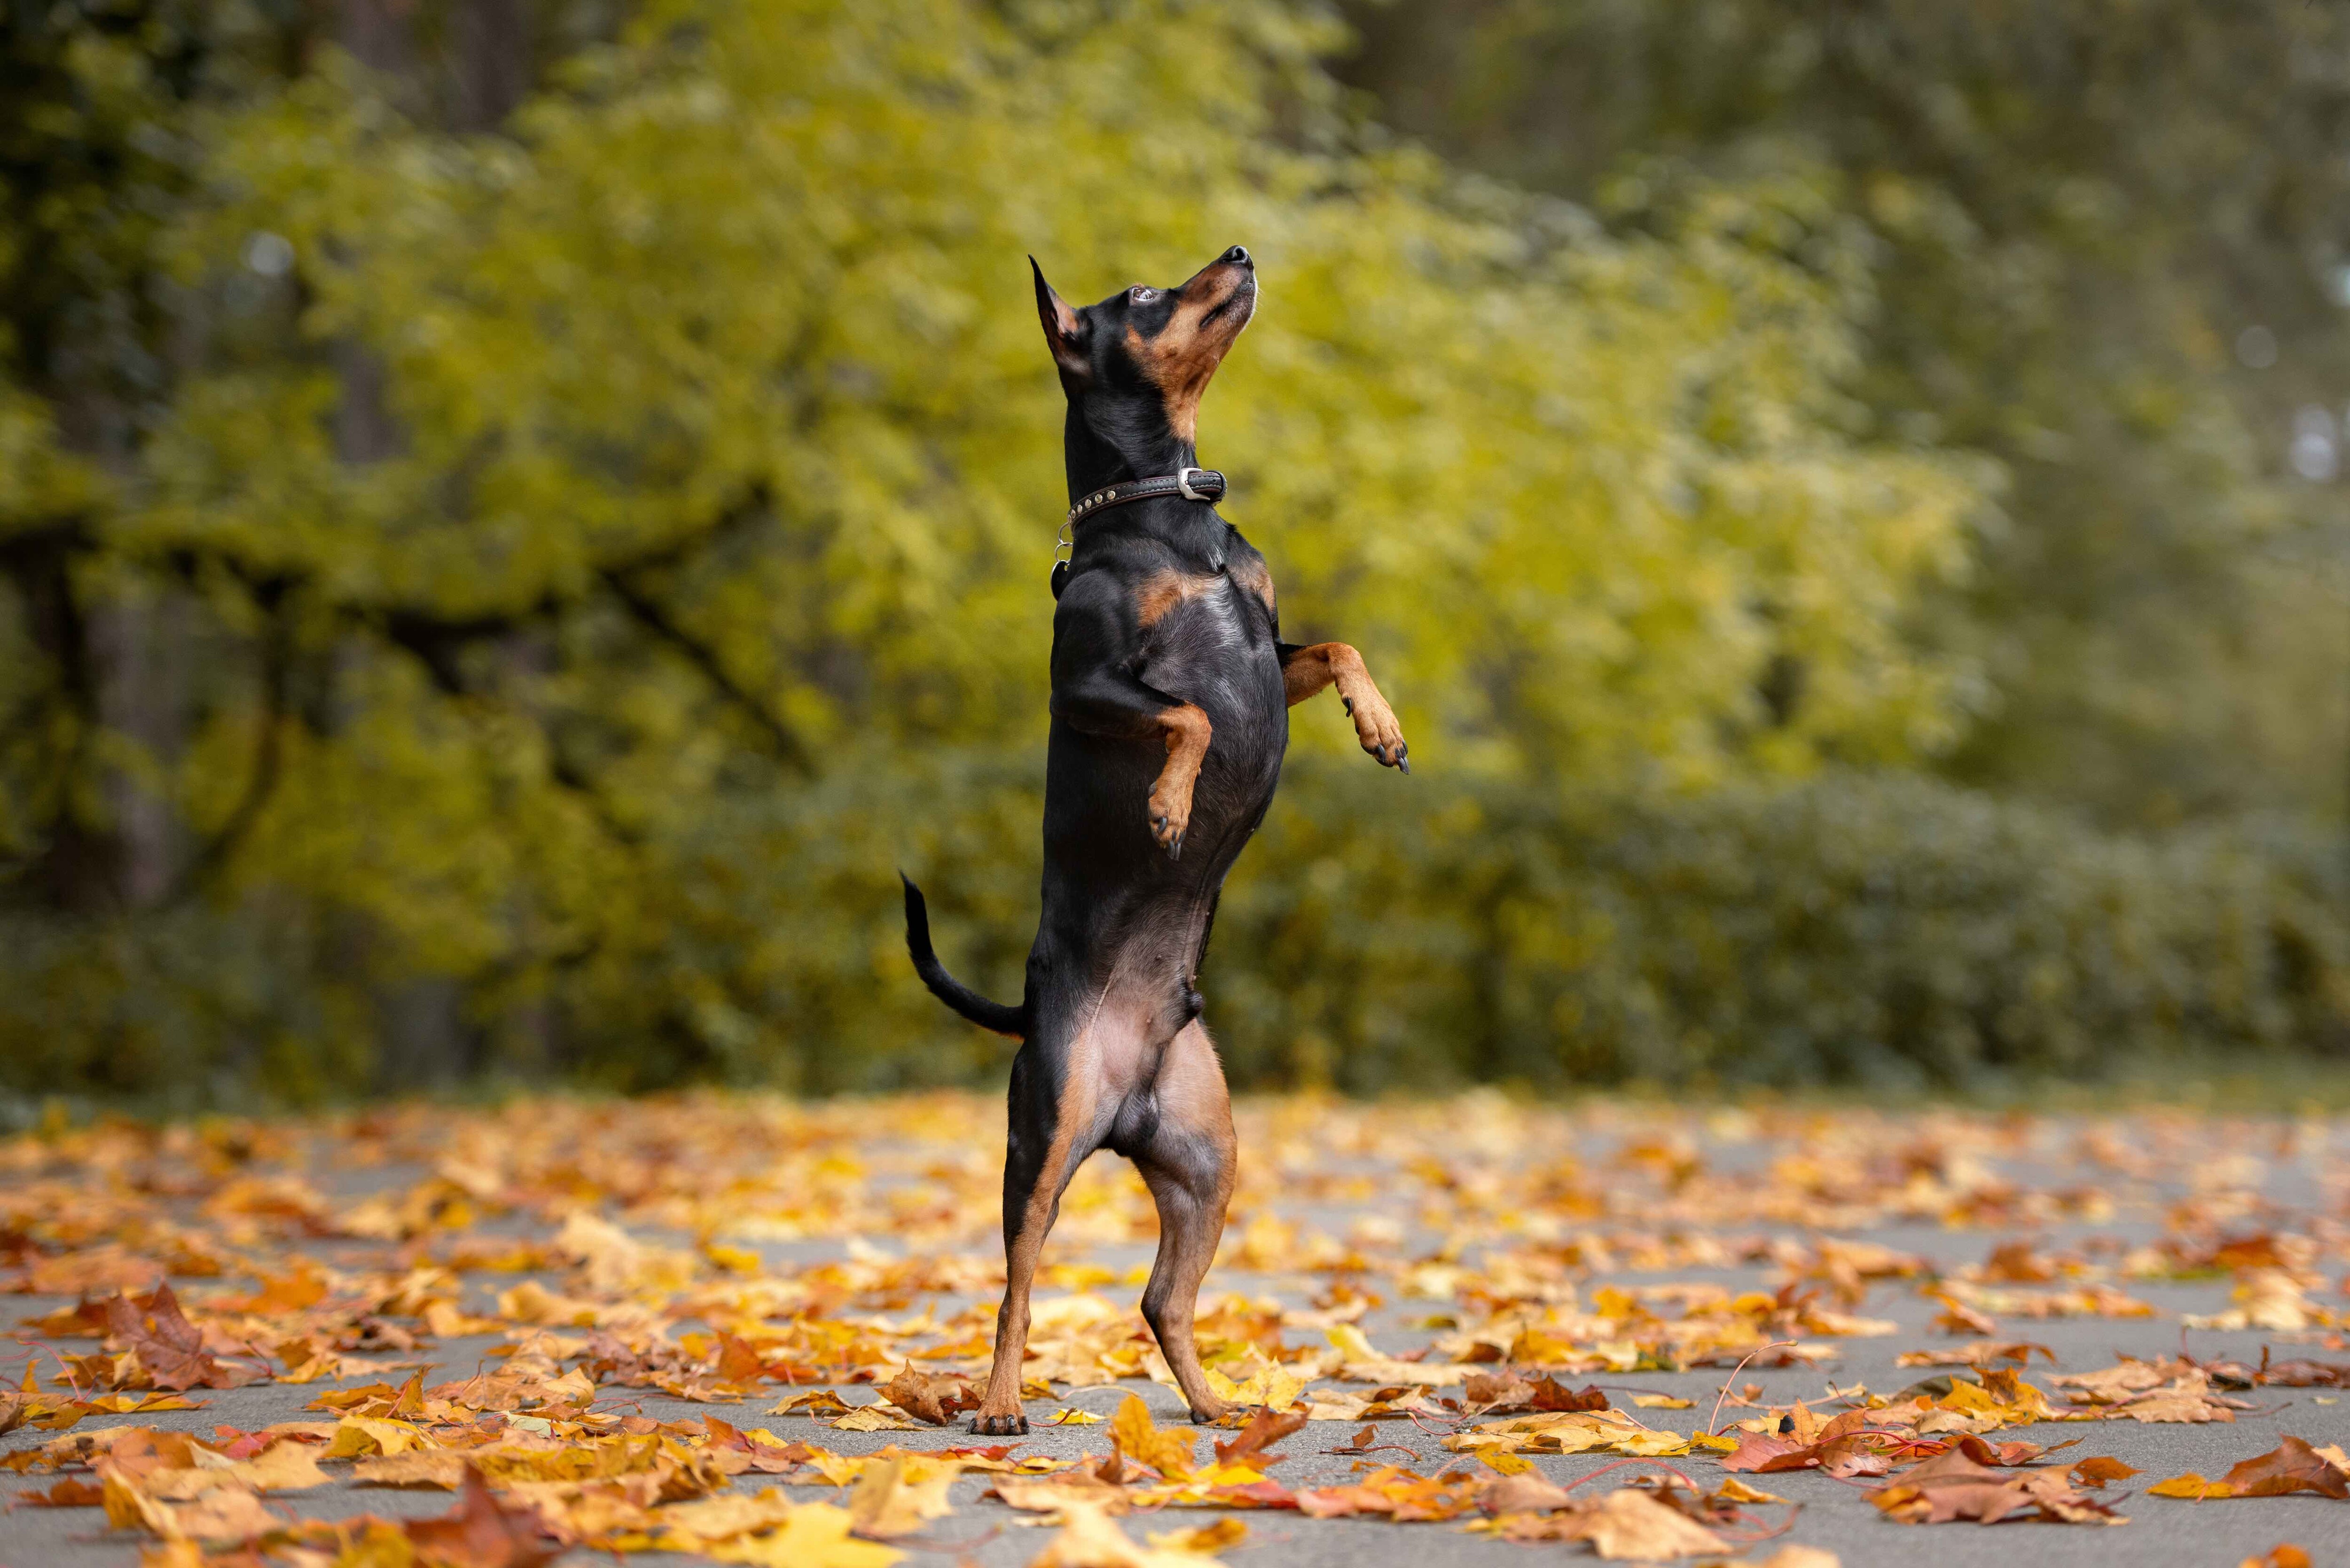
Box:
[1032, 256, 1090, 380]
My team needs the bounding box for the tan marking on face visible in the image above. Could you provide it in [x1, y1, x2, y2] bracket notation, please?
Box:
[1126, 262, 1255, 442]
[1136, 568, 1224, 629]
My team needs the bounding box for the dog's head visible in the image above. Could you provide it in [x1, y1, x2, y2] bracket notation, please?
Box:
[1032, 246, 1256, 447]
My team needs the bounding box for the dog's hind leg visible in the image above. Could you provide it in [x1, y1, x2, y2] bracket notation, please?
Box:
[1133, 1020, 1238, 1423]
[974, 999, 1119, 1435]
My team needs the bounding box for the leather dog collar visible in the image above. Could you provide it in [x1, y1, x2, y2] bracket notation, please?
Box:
[1066, 467, 1225, 527]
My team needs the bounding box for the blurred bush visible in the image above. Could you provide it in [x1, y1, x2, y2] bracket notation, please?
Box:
[1217, 764, 2350, 1092]
[11, 753, 2343, 1102]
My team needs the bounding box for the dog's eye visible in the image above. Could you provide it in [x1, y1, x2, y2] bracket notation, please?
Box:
[1129, 286, 1158, 303]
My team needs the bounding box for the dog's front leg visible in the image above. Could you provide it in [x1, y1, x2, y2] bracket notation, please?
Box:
[1051, 575, 1212, 856]
[1279, 641, 1408, 772]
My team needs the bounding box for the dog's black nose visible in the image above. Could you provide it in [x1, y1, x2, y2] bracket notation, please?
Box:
[1224, 245, 1252, 268]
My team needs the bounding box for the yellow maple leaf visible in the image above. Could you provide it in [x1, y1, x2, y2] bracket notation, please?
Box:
[847, 1453, 962, 1537]
[705, 1500, 905, 1567]
[325, 1416, 436, 1458]
[1111, 1393, 1198, 1479]
[1148, 1516, 1247, 1553]
[1030, 1498, 1223, 1567]
[1202, 1361, 1307, 1412]
[2148, 1473, 2230, 1498]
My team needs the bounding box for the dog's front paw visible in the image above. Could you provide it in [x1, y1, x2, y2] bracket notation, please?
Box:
[1188, 1400, 1232, 1425]
[1351, 701, 1409, 774]
[1146, 783, 1191, 859]
[970, 1410, 1030, 1436]
[1149, 812, 1186, 858]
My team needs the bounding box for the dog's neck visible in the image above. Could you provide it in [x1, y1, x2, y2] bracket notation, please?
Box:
[1062, 400, 1196, 499]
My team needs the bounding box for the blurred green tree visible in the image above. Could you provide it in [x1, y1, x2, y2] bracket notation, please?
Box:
[1338, 0, 2350, 828]
[1, 0, 1993, 1098]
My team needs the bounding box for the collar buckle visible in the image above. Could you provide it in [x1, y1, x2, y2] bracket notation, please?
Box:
[1175, 467, 1211, 502]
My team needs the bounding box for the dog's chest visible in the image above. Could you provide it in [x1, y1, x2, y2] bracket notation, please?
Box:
[1134, 569, 1279, 720]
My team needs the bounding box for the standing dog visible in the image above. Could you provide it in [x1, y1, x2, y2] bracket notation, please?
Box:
[902, 246, 1409, 1433]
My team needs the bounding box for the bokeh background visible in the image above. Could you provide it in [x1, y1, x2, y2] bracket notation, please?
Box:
[5, 0, 2349, 1109]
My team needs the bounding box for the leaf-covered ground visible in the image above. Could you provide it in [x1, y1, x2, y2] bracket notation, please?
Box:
[3, 1094, 2348, 1566]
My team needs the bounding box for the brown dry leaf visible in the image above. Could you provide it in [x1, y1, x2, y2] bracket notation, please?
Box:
[20, 1475, 107, 1506]
[1894, 1340, 2054, 1369]
[1722, 1409, 1898, 1477]
[2049, 1359, 2168, 1404]
[402, 1466, 567, 1567]
[880, 1363, 977, 1426]
[1868, 1446, 2126, 1526]
[2147, 1436, 2350, 1501]
[1481, 1471, 1579, 1513]
[102, 1474, 278, 1542]
[653, 1489, 803, 1551]
[1566, 1488, 1729, 1559]
[1297, 1465, 1487, 1521]
[142, 1441, 331, 1500]
[1210, 1405, 1305, 1468]
[991, 1472, 1136, 1517]
[102, 1285, 265, 1391]
[2068, 1455, 2140, 1488]
[2113, 1387, 2240, 1423]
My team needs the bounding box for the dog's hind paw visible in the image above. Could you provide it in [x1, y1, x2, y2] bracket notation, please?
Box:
[970, 1411, 1030, 1436]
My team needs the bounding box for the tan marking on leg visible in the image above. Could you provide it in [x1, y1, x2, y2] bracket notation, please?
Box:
[975, 1035, 1102, 1430]
[1135, 1020, 1237, 1421]
[1280, 642, 1407, 770]
[1136, 569, 1223, 629]
[1148, 702, 1211, 855]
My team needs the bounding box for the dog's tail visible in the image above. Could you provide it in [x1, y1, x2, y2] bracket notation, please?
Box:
[900, 874, 1026, 1038]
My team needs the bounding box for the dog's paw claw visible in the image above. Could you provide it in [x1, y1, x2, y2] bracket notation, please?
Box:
[969, 1412, 1030, 1436]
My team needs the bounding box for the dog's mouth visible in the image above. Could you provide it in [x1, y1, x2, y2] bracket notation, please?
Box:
[1196, 273, 1256, 331]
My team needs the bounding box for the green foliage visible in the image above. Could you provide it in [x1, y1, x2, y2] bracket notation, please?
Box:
[1, 0, 2006, 1100]
[1339, 0, 2350, 827]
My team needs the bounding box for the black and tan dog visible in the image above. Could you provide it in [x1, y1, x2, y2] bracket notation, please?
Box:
[901, 245, 1408, 1434]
